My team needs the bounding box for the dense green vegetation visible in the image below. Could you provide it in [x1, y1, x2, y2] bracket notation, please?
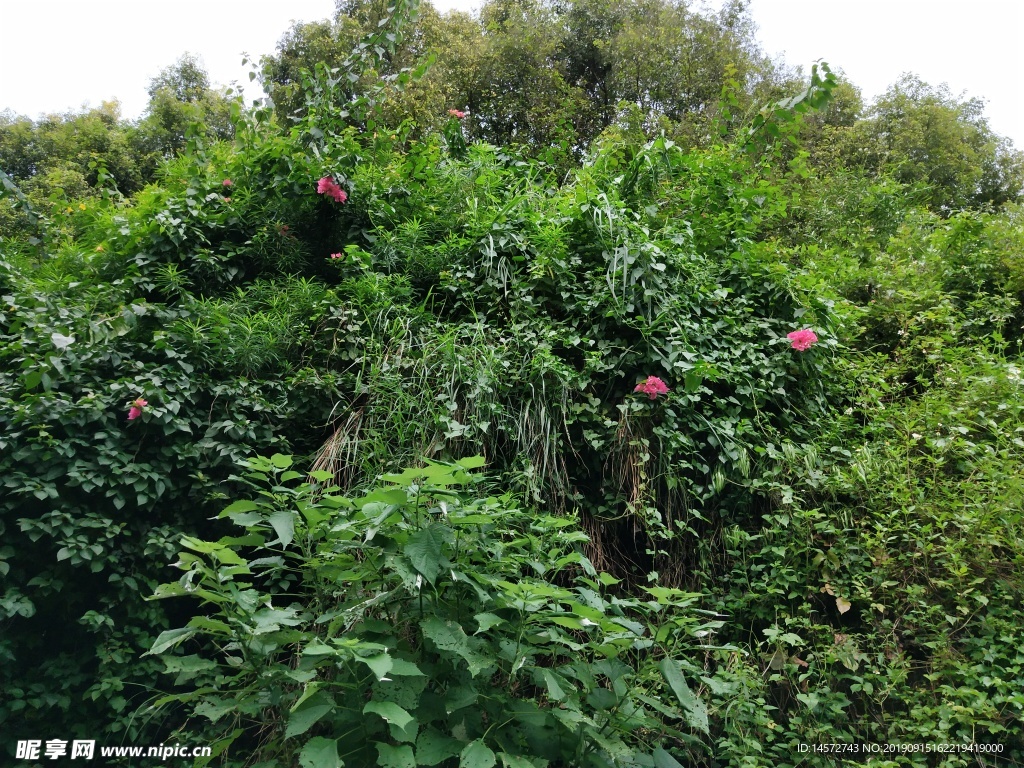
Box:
[2, 0, 1023, 766]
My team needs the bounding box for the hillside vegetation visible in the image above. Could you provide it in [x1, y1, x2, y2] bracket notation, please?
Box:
[2, 1, 1022, 766]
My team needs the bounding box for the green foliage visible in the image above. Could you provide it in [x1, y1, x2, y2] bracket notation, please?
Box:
[831, 74, 1024, 211]
[261, 0, 793, 156]
[3, 4, 1024, 765]
[151, 456, 715, 766]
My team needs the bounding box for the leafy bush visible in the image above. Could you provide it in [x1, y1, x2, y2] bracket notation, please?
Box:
[150, 455, 716, 767]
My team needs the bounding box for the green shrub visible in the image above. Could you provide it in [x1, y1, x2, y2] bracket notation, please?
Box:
[150, 455, 717, 767]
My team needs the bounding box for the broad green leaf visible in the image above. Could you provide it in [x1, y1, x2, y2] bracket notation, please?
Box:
[455, 456, 486, 469]
[376, 743, 415, 768]
[270, 453, 294, 469]
[653, 747, 685, 768]
[194, 697, 237, 723]
[540, 669, 567, 701]
[443, 684, 478, 713]
[187, 616, 231, 635]
[388, 658, 425, 676]
[22, 369, 42, 390]
[499, 755, 537, 768]
[51, 332, 75, 349]
[144, 627, 196, 656]
[363, 701, 414, 730]
[549, 615, 585, 630]
[299, 737, 341, 768]
[460, 739, 496, 768]
[162, 654, 218, 684]
[360, 489, 408, 505]
[658, 659, 708, 733]
[359, 653, 393, 680]
[290, 683, 324, 711]
[415, 727, 462, 766]
[473, 612, 504, 633]
[286, 700, 333, 739]
[404, 523, 450, 583]
[268, 510, 295, 548]
[421, 617, 492, 677]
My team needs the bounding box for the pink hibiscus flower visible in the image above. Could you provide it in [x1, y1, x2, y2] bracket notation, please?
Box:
[634, 376, 670, 400]
[222, 179, 233, 187]
[329, 252, 343, 260]
[127, 397, 148, 421]
[317, 176, 348, 203]
[786, 329, 819, 352]
[448, 109, 466, 119]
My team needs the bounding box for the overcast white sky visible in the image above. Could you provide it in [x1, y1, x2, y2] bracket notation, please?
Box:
[1, 0, 1021, 147]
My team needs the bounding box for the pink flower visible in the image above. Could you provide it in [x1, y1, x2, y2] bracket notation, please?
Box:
[127, 397, 148, 421]
[786, 329, 819, 352]
[329, 252, 343, 259]
[222, 179, 233, 187]
[317, 176, 348, 203]
[634, 376, 670, 400]
[448, 109, 466, 119]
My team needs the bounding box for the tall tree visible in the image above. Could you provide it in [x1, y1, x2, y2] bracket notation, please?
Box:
[849, 74, 1023, 210]
[133, 53, 235, 168]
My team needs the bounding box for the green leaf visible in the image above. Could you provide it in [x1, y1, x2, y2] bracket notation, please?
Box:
[658, 659, 708, 733]
[363, 701, 414, 730]
[22, 370, 42, 390]
[194, 697, 238, 723]
[299, 737, 341, 768]
[404, 523, 450, 584]
[421, 617, 492, 677]
[653, 747, 685, 768]
[388, 658, 425, 676]
[270, 453, 294, 469]
[460, 740, 496, 768]
[51, 332, 75, 349]
[540, 669, 567, 701]
[499, 755, 537, 768]
[359, 652, 394, 680]
[376, 743, 415, 768]
[219, 499, 260, 517]
[286, 699, 334, 739]
[473, 612, 504, 634]
[268, 510, 295, 548]
[187, 616, 232, 635]
[144, 627, 196, 656]
[415, 728, 462, 766]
